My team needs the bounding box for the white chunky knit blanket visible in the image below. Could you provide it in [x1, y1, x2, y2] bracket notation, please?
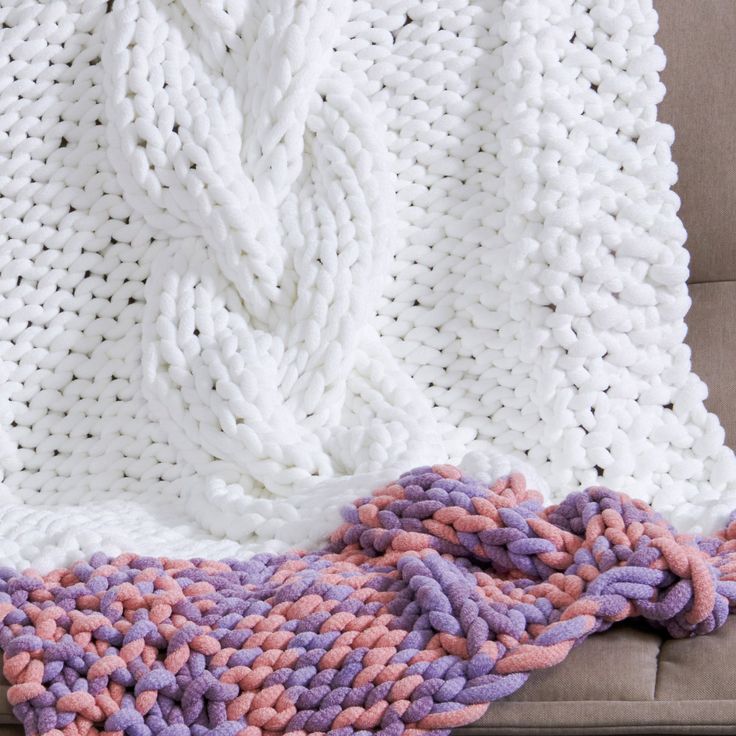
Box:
[1, 0, 734, 572]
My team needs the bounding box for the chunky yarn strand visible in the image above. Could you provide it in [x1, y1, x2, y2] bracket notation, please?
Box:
[3, 464, 736, 736]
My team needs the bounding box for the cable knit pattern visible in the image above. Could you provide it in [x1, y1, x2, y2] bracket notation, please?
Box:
[1, 0, 736, 571]
[3, 464, 736, 736]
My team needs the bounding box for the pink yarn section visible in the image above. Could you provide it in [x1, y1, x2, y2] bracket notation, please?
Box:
[2, 464, 736, 736]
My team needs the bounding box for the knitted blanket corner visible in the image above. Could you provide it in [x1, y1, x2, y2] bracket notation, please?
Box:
[3, 464, 736, 736]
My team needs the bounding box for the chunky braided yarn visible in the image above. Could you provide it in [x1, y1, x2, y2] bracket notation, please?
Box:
[3, 464, 736, 736]
[1, 0, 736, 571]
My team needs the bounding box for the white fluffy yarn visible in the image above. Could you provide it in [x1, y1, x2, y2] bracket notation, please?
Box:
[1, 0, 734, 572]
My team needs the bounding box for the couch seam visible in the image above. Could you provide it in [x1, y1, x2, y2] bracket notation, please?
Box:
[652, 635, 664, 700]
[465, 699, 736, 705]
[688, 279, 736, 287]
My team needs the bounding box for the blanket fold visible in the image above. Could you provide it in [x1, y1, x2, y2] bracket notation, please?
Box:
[3, 464, 736, 736]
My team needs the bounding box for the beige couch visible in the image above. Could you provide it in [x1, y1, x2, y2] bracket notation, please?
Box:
[2, 1, 735, 734]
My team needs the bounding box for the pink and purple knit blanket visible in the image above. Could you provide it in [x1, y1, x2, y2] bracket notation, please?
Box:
[2, 464, 736, 736]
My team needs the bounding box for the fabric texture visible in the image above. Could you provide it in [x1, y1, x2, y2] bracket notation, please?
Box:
[684, 283, 736, 449]
[1, 0, 735, 572]
[655, 0, 736, 285]
[2, 464, 736, 736]
[654, 0, 736, 449]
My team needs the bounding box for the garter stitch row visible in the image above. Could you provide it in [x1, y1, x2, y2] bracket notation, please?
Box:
[3, 464, 736, 736]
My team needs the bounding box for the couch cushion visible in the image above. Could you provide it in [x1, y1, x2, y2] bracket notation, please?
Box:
[497, 623, 661, 702]
[655, 0, 736, 284]
[457, 618, 736, 735]
[458, 701, 736, 735]
[685, 281, 736, 447]
[657, 623, 736, 701]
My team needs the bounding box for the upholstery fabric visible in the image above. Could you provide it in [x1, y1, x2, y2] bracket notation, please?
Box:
[685, 283, 736, 448]
[655, 0, 736, 446]
[656, 0, 736, 284]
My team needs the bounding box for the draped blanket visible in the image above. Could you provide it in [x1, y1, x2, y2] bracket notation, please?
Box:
[2, 0, 736, 573]
[3, 464, 736, 736]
